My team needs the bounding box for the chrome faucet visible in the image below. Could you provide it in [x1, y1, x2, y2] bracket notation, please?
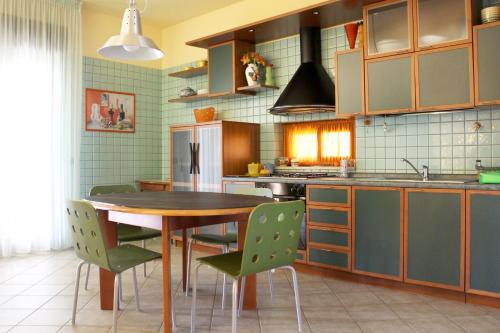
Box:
[401, 158, 429, 181]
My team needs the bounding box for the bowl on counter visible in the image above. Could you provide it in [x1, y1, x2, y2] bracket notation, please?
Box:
[193, 107, 215, 123]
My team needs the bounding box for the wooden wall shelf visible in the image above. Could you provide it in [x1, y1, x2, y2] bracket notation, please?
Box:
[168, 91, 256, 103]
[168, 66, 208, 78]
[237, 84, 279, 92]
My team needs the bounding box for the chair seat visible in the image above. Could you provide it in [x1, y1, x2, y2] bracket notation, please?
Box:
[191, 233, 237, 245]
[118, 224, 161, 242]
[197, 251, 243, 279]
[108, 244, 162, 273]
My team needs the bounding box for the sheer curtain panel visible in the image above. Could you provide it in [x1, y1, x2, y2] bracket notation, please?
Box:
[0, 0, 82, 256]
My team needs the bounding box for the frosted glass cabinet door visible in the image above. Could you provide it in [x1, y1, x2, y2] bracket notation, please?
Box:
[335, 49, 364, 117]
[196, 124, 223, 236]
[364, 0, 413, 58]
[171, 127, 195, 192]
[414, 0, 471, 50]
[474, 22, 500, 106]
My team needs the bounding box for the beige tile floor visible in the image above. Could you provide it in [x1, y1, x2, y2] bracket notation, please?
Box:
[0, 239, 499, 333]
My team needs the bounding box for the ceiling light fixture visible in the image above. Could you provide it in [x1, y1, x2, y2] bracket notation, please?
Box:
[248, 29, 255, 32]
[98, 0, 164, 61]
[313, 11, 319, 15]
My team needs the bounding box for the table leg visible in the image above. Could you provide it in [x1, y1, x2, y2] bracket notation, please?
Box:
[182, 228, 188, 292]
[97, 209, 117, 310]
[237, 214, 256, 310]
[162, 217, 172, 333]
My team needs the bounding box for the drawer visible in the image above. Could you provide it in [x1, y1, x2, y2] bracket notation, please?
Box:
[308, 226, 350, 251]
[295, 250, 306, 263]
[308, 205, 351, 229]
[307, 185, 351, 207]
[308, 246, 351, 271]
[140, 183, 169, 191]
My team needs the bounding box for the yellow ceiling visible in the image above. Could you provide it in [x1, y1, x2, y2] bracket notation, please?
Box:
[82, 0, 245, 28]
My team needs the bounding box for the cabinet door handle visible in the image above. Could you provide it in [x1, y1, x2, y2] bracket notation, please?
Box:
[195, 143, 200, 174]
[189, 143, 193, 175]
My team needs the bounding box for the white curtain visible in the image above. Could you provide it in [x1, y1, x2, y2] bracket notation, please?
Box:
[0, 0, 81, 256]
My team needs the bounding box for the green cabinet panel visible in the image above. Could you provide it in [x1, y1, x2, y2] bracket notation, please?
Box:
[475, 24, 500, 104]
[354, 189, 401, 278]
[366, 55, 414, 113]
[308, 187, 349, 205]
[309, 228, 349, 248]
[406, 191, 463, 288]
[209, 43, 234, 94]
[308, 248, 349, 269]
[417, 45, 472, 109]
[336, 49, 364, 116]
[469, 193, 500, 295]
[308, 207, 349, 227]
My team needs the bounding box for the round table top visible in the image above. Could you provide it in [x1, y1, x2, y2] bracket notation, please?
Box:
[87, 191, 274, 216]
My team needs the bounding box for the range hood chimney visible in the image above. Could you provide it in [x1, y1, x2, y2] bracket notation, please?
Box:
[269, 27, 335, 115]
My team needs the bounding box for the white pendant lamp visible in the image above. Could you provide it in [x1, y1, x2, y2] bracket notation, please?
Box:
[98, 0, 164, 61]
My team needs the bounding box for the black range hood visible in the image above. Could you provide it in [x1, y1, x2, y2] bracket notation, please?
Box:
[269, 27, 335, 116]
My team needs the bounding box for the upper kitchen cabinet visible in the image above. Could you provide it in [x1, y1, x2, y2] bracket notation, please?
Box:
[363, 0, 414, 59]
[365, 53, 415, 114]
[414, 0, 472, 50]
[474, 22, 500, 106]
[415, 44, 474, 111]
[208, 40, 255, 96]
[335, 49, 365, 117]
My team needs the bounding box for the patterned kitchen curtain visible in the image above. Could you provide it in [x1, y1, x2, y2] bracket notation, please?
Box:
[0, 0, 82, 256]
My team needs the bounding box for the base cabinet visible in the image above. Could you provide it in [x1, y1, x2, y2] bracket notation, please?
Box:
[353, 187, 403, 281]
[467, 191, 500, 298]
[404, 189, 465, 291]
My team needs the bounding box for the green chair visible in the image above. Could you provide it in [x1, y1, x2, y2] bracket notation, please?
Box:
[190, 200, 305, 333]
[85, 184, 161, 292]
[185, 187, 274, 309]
[67, 200, 164, 333]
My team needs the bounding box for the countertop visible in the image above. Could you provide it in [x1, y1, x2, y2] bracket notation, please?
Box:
[222, 174, 500, 191]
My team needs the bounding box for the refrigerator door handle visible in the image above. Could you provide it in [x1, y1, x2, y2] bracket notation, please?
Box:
[189, 143, 194, 175]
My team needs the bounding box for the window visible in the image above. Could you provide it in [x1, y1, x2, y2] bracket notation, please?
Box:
[282, 120, 354, 165]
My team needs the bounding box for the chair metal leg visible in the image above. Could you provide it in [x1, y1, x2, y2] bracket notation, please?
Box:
[190, 263, 203, 333]
[142, 239, 147, 277]
[268, 270, 274, 298]
[238, 276, 246, 317]
[232, 279, 238, 333]
[285, 265, 303, 333]
[221, 244, 229, 309]
[132, 266, 140, 311]
[185, 238, 193, 296]
[112, 273, 120, 333]
[84, 263, 91, 290]
[118, 273, 124, 304]
[169, 247, 177, 329]
[72, 260, 86, 325]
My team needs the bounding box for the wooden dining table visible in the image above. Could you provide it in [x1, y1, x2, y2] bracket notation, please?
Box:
[86, 191, 274, 333]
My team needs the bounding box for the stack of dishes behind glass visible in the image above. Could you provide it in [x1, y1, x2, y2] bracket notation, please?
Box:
[481, 6, 500, 24]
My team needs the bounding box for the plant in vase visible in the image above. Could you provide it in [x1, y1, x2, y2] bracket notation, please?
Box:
[240, 52, 266, 86]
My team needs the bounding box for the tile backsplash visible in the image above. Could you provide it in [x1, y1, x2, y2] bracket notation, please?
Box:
[80, 56, 162, 197]
[81, 24, 500, 190]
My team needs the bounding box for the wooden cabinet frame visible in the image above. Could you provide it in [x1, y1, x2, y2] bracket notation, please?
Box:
[365, 53, 416, 115]
[306, 185, 351, 208]
[413, 0, 472, 51]
[415, 43, 474, 112]
[465, 190, 500, 299]
[403, 188, 465, 291]
[363, 0, 415, 59]
[352, 186, 404, 281]
[307, 204, 351, 229]
[335, 48, 365, 118]
[307, 225, 351, 252]
[473, 21, 500, 106]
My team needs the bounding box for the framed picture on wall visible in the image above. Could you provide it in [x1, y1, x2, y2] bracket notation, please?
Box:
[85, 88, 135, 133]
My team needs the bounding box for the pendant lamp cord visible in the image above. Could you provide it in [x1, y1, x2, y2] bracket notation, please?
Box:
[128, 0, 148, 14]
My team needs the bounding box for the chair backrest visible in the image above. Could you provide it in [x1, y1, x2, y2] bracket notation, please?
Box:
[66, 200, 112, 270]
[239, 200, 305, 277]
[233, 187, 273, 198]
[89, 184, 136, 196]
